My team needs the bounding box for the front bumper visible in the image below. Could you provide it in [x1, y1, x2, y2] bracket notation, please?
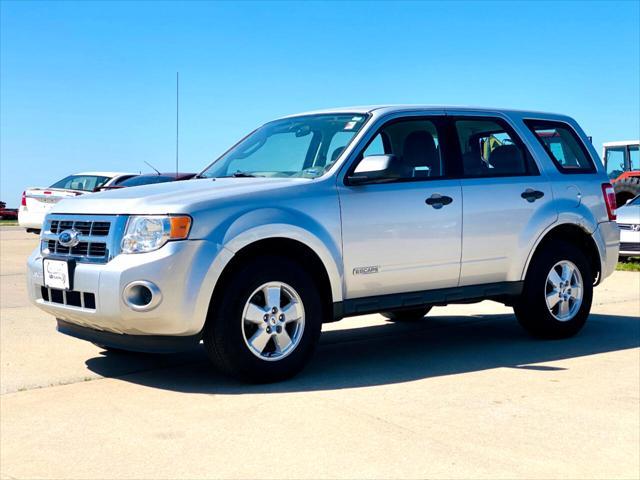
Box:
[28, 239, 231, 339]
[56, 319, 201, 353]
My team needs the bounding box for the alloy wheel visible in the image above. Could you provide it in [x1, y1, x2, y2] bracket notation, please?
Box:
[545, 260, 584, 322]
[241, 281, 305, 361]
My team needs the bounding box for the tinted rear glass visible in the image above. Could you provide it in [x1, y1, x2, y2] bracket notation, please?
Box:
[525, 120, 595, 173]
[118, 175, 176, 187]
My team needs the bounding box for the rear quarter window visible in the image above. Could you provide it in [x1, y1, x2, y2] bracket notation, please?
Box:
[525, 120, 596, 173]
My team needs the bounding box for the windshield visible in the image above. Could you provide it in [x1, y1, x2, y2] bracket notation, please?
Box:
[200, 113, 368, 179]
[50, 175, 111, 192]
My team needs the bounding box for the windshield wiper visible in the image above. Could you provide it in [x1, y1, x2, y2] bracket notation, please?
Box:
[221, 171, 261, 178]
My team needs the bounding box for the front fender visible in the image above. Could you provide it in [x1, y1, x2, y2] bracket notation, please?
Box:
[194, 207, 344, 328]
[222, 209, 344, 303]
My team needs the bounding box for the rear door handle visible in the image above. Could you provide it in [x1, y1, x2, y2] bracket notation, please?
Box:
[425, 194, 453, 209]
[521, 189, 544, 203]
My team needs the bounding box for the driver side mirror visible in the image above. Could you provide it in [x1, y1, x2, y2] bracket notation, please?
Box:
[347, 155, 399, 185]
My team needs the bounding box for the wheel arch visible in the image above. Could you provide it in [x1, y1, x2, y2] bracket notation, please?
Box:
[522, 222, 602, 285]
[207, 233, 341, 326]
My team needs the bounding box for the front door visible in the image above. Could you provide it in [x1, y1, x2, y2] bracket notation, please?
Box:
[338, 116, 462, 299]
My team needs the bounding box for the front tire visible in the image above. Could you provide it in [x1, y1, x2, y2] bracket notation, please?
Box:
[203, 256, 322, 383]
[514, 240, 593, 339]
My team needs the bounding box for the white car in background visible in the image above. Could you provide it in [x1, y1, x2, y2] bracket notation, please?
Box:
[616, 195, 640, 258]
[18, 172, 136, 233]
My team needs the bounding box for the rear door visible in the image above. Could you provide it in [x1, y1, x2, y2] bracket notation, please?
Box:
[338, 113, 463, 299]
[449, 114, 554, 286]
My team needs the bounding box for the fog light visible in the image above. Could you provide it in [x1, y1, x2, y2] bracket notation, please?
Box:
[123, 281, 162, 311]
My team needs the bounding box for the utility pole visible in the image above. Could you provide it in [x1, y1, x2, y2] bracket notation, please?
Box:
[176, 72, 179, 177]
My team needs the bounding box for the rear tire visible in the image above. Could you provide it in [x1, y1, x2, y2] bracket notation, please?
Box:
[381, 306, 432, 322]
[514, 240, 593, 339]
[204, 256, 322, 383]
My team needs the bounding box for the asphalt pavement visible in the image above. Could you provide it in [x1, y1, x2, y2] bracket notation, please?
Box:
[1, 227, 638, 479]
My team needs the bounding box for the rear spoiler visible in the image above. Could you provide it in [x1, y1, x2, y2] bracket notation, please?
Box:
[24, 187, 85, 198]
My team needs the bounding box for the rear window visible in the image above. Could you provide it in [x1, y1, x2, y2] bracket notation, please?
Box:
[525, 120, 595, 173]
[50, 175, 111, 192]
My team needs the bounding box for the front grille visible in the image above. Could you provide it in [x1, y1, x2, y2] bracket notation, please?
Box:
[620, 242, 640, 252]
[50, 219, 111, 236]
[91, 222, 111, 236]
[41, 215, 124, 264]
[41, 286, 96, 309]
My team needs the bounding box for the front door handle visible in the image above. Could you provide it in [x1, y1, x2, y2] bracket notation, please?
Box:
[425, 194, 453, 209]
[521, 189, 545, 203]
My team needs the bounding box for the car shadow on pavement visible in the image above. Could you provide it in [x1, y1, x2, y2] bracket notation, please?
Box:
[85, 312, 640, 394]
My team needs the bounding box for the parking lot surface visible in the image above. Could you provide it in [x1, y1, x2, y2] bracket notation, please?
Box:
[1, 227, 639, 479]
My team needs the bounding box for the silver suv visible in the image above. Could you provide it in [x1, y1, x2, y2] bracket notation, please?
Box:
[27, 106, 620, 382]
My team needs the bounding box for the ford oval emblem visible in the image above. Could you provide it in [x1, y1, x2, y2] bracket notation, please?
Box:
[58, 229, 80, 248]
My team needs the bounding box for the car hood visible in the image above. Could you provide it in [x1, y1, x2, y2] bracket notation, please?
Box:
[616, 204, 640, 224]
[50, 177, 311, 215]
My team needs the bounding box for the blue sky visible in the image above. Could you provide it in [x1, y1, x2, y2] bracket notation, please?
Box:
[1, 0, 639, 206]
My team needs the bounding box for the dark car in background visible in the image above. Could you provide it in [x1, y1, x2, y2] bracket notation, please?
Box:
[0, 201, 18, 220]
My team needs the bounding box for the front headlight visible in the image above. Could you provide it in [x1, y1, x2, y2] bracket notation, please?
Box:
[121, 215, 192, 254]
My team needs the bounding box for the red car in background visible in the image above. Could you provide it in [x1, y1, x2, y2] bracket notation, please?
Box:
[0, 201, 18, 220]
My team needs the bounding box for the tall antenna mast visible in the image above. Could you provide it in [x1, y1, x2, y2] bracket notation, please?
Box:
[176, 72, 179, 177]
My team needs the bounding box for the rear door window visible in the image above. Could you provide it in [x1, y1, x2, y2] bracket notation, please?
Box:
[453, 118, 537, 177]
[525, 120, 595, 173]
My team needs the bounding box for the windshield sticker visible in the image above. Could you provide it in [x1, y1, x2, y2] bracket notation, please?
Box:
[344, 121, 357, 130]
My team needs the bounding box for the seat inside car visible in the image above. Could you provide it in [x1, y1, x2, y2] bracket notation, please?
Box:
[463, 140, 489, 175]
[488, 144, 525, 174]
[320, 145, 346, 171]
[331, 146, 346, 163]
[402, 130, 440, 177]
